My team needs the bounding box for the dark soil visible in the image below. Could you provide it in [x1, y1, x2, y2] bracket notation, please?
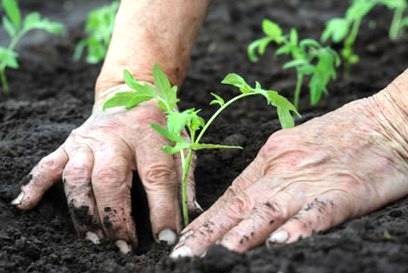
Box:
[1, 0, 408, 272]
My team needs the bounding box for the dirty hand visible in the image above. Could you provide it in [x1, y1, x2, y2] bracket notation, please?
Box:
[11, 88, 197, 252]
[171, 70, 408, 257]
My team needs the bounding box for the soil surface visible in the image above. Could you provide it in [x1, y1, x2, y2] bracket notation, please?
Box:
[1, 0, 408, 273]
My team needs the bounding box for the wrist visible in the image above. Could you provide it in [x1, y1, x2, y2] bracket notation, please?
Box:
[370, 69, 408, 152]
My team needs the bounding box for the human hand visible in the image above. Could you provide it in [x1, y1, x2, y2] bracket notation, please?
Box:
[11, 86, 198, 253]
[171, 70, 408, 257]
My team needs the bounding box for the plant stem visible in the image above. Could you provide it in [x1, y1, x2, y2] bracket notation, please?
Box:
[293, 73, 303, 108]
[389, 6, 405, 40]
[0, 68, 9, 95]
[343, 18, 361, 77]
[180, 149, 193, 227]
[195, 93, 256, 144]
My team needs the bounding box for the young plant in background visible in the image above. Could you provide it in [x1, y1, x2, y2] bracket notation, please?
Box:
[74, 1, 118, 64]
[381, 0, 408, 39]
[322, 0, 407, 74]
[248, 19, 340, 108]
[0, 0, 64, 94]
[103, 65, 299, 226]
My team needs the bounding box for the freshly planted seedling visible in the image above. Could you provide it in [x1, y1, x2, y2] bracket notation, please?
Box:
[248, 19, 340, 108]
[322, 0, 407, 74]
[0, 0, 64, 94]
[103, 65, 299, 226]
[381, 0, 408, 39]
[74, 1, 119, 64]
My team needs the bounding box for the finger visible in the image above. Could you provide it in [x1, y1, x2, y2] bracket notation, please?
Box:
[171, 182, 256, 258]
[135, 131, 180, 244]
[13, 147, 68, 210]
[266, 192, 352, 246]
[219, 191, 302, 253]
[181, 157, 264, 234]
[92, 148, 136, 250]
[63, 145, 102, 241]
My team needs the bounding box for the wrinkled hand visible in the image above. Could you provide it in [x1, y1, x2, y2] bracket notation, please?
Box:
[171, 76, 408, 257]
[12, 87, 197, 253]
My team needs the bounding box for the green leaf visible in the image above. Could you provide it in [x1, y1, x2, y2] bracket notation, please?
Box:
[0, 47, 18, 69]
[321, 18, 349, 43]
[221, 73, 252, 93]
[283, 59, 308, 70]
[2, 17, 16, 37]
[308, 48, 338, 105]
[191, 143, 243, 151]
[23, 12, 64, 34]
[103, 91, 153, 110]
[153, 64, 178, 111]
[299, 39, 320, 49]
[209, 92, 225, 107]
[262, 19, 283, 43]
[151, 123, 185, 143]
[1, 0, 21, 30]
[289, 28, 298, 46]
[261, 90, 299, 128]
[189, 110, 205, 132]
[162, 142, 191, 154]
[167, 111, 191, 136]
[247, 37, 273, 62]
[275, 44, 292, 56]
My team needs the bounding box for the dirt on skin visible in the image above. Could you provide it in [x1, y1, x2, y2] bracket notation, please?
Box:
[1, 0, 408, 272]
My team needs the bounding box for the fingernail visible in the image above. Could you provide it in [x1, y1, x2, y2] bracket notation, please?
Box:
[267, 230, 289, 246]
[11, 192, 25, 206]
[158, 229, 177, 245]
[85, 232, 100, 245]
[170, 246, 192, 259]
[115, 240, 132, 254]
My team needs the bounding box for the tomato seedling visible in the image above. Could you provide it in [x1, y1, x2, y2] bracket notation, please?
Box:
[248, 19, 340, 108]
[103, 65, 299, 226]
[0, 0, 64, 94]
[74, 1, 118, 64]
[322, 0, 407, 75]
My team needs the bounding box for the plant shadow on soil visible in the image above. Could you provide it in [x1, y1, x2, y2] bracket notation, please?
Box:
[1, 0, 408, 272]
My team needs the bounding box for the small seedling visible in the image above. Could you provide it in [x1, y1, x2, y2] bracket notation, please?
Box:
[248, 19, 340, 108]
[103, 65, 299, 226]
[381, 0, 408, 39]
[74, 1, 118, 64]
[322, 0, 407, 75]
[0, 0, 64, 94]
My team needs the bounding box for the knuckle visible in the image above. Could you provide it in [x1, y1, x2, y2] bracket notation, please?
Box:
[263, 201, 288, 220]
[225, 190, 254, 218]
[37, 156, 61, 173]
[141, 163, 177, 188]
[93, 167, 126, 185]
[136, 107, 164, 126]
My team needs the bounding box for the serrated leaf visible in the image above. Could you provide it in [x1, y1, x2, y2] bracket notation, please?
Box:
[151, 123, 185, 144]
[153, 64, 178, 111]
[23, 12, 64, 34]
[2, 17, 16, 37]
[289, 28, 298, 46]
[191, 143, 243, 151]
[0, 47, 18, 69]
[262, 19, 283, 42]
[321, 18, 349, 43]
[209, 92, 225, 107]
[247, 37, 273, 62]
[102, 91, 153, 110]
[189, 110, 205, 132]
[162, 142, 191, 154]
[283, 59, 308, 70]
[1, 0, 21, 30]
[261, 90, 299, 128]
[299, 39, 320, 49]
[221, 73, 252, 93]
